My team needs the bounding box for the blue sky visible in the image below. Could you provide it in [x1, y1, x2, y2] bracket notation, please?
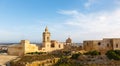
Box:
[0, 0, 120, 43]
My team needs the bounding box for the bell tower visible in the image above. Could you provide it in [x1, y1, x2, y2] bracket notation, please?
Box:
[42, 26, 51, 49]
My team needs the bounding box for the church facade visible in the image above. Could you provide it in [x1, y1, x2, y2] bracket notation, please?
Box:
[39, 27, 64, 52]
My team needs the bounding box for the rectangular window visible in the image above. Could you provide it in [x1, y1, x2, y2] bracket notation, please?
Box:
[59, 45, 60, 48]
[116, 44, 118, 48]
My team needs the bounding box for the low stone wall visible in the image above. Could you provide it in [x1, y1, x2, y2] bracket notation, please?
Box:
[10, 58, 60, 66]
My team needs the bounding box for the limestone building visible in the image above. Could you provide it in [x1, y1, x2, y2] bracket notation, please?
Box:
[83, 38, 120, 54]
[40, 27, 64, 52]
[83, 40, 101, 51]
[8, 40, 38, 56]
[66, 37, 72, 45]
[7, 27, 64, 56]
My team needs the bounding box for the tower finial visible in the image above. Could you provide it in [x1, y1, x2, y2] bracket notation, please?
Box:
[45, 26, 48, 32]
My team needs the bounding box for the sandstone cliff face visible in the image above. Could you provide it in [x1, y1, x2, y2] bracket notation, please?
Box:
[26, 58, 59, 66]
[10, 58, 59, 66]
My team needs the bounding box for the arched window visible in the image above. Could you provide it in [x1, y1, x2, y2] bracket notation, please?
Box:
[47, 37, 49, 41]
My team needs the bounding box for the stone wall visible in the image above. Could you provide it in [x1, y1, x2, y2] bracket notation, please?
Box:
[83, 38, 120, 54]
[8, 45, 24, 56]
[8, 40, 39, 56]
[24, 43, 38, 54]
[112, 39, 120, 50]
[83, 40, 101, 51]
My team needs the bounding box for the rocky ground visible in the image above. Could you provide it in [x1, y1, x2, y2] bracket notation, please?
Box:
[76, 55, 120, 66]
[0, 55, 18, 66]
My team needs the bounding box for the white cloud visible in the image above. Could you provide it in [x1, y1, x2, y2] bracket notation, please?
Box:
[84, 0, 98, 8]
[58, 9, 120, 42]
[57, 10, 80, 16]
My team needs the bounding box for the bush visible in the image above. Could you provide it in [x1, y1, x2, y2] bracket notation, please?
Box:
[84, 50, 100, 56]
[63, 51, 71, 55]
[114, 50, 120, 55]
[70, 53, 81, 59]
[53, 57, 83, 66]
[106, 50, 120, 60]
[26, 52, 46, 55]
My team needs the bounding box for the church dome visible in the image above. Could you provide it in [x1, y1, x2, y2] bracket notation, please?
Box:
[66, 37, 72, 43]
